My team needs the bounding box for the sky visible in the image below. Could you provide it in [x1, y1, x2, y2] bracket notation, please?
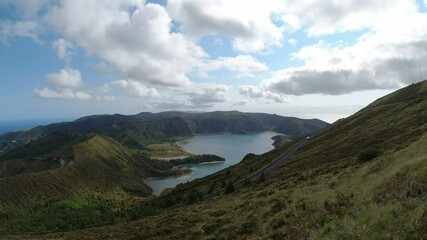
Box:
[1, 0, 427, 123]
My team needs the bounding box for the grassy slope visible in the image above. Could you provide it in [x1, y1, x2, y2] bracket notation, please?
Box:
[37, 81, 427, 239]
[0, 136, 133, 205]
[141, 142, 191, 158]
[0, 133, 187, 205]
[0, 134, 192, 234]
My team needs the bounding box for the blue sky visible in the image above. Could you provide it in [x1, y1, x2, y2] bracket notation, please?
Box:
[1, 0, 427, 123]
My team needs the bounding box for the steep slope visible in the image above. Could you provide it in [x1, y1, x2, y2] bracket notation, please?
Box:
[0, 133, 176, 207]
[43, 81, 427, 239]
[0, 111, 328, 154]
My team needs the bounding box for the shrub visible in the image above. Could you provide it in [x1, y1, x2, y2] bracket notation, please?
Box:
[207, 184, 215, 194]
[258, 172, 266, 183]
[224, 180, 235, 194]
[270, 201, 286, 214]
[357, 148, 382, 163]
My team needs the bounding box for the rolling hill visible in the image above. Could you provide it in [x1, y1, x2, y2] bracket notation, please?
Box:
[0, 133, 178, 204]
[33, 81, 427, 239]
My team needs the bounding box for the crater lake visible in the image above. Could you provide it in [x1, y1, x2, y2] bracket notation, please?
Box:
[144, 131, 279, 194]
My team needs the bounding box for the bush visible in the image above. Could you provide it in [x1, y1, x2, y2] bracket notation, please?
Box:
[357, 148, 382, 163]
[224, 180, 235, 194]
[258, 172, 266, 183]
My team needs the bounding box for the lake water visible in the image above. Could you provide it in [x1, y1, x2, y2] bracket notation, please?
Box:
[144, 131, 279, 194]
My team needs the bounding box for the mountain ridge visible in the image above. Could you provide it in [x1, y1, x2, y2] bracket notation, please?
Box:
[0, 111, 328, 155]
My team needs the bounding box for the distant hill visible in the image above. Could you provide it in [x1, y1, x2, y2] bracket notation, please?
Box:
[40, 81, 427, 239]
[0, 133, 181, 206]
[0, 111, 328, 154]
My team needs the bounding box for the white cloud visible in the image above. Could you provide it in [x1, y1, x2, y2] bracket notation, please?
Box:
[287, 38, 297, 47]
[35, 68, 102, 101]
[45, 68, 82, 89]
[239, 85, 289, 103]
[0, 20, 42, 45]
[52, 38, 74, 61]
[281, 0, 418, 36]
[4, 0, 427, 108]
[233, 100, 249, 106]
[167, 0, 284, 52]
[35, 87, 92, 100]
[45, 0, 205, 88]
[187, 83, 230, 107]
[113, 80, 161, 98]
[197, 55, 268, 78]
[260, 2, 427, 96]
[100, 84, 111, 94]
[95, 61, 115, 74]
[148, 83, 231, 109]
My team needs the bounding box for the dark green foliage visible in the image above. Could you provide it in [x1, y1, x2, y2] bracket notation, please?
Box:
[126, 204, 160, 220]
[259, 172, 266, 182]
[358, 148, 382, 163]
[169, 154, 225, 165]
[270, 201, 286, 214]
[0, 132, 82, 161]
[269, 216, 286, 230]
[242, 177, 251, 186]
[207, 183, 215, 194]
[0, 196, 117, 234]
[238, 217, 258, 235]
[185, 189, 203, 204]
[323, 191, 353, 215]
[225, 180, 235, 194]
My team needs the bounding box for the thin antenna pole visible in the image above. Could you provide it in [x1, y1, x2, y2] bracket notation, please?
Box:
[419, 64, 422, 82]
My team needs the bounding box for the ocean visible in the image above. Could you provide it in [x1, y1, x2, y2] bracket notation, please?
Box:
[0, 118, 73, 133]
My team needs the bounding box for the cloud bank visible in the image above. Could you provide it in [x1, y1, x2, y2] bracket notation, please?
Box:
[1, 0, 426, 110]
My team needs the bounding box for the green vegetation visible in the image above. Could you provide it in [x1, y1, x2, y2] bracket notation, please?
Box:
[0, 132, 82, 161]
[1, 81, 427, 239]
[357, 148, 382, 163]
[141, 142, 190, 158]
[169, 154, 225, 165]
[0, 111, 327, 154]
[271, 134, 292, 148]
[224, 180, 235, 194]
[0, 195, 117, 233]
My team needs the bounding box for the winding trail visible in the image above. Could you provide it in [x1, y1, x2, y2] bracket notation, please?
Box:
[205, 128, 328, 197]
[225, 127, 329, 191]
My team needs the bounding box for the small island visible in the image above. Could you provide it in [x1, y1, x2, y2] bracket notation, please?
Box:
[169, 154, 225, 166]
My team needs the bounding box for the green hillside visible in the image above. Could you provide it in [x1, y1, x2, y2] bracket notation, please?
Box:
[0, 133, 190, 233]
[0, 134, 173, 203]
[32, 81, 427, 239]
[0, 129, 237, 235]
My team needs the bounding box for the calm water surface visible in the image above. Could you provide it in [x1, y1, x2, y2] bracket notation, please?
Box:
[144, 131, 279, 194]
